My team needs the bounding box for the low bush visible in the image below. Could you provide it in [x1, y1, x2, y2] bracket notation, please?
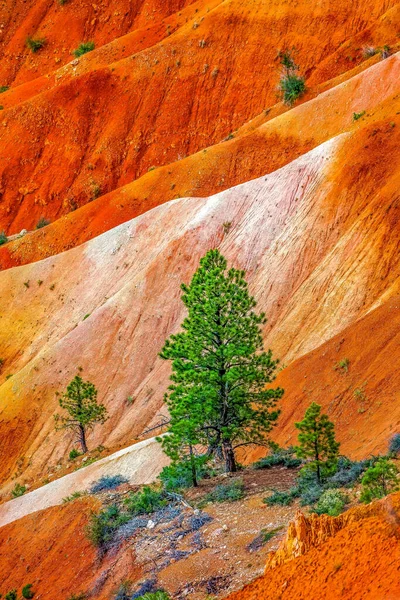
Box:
[5, 591, 17, 600]
[124, 486, 168, 516]
[11, 483, 27, 498]
[389, 433, 400, 456]
[86, 504, 130, 547]
[264, 488, 299, 506]
[353, 111, 366, 121]
[314, 489, 348, 516]
[204, 479, 244, 503]
[327, 456, 369, 487]
[253, 447, 301, 470]
[62, 491, 84, 503]
[69, 448, 81, 460]
[0, 231, 7, 246]
[22, 584, 34, 599]
[73, 42, 95, 57]
[36, 217, 50, 229]
[26, 37, 46, 53]
[90, 474, 128, 494]
[0, 86, 9, 93]
[279, 73, 306, 105]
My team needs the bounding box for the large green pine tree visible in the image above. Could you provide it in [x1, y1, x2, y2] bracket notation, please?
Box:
[295, 402, 340, 482]
[159, 249, 283, 473]
[54, 375, 108, 453]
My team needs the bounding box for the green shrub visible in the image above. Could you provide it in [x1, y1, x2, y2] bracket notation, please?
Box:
[11, 483, 27, 498]
[86, 504, 130, 547]
[124, 486, 168, 516]
[264, 487, 299, 506]
[90, 474, 128, 494]
[353, 111, 366, 121]
[73, 42, 95, 58]
[67, 594, 87, 600]
[327, 456, 370, 487]
[36, 217, 50, 229]
[69, 448, 81, 460]
[62, 491, 84, 503]
[389, 433, 400, 456]
[334, 358, 350, 373]
[279, 73, 306, 105]
[22, 584, 34, 599]
[204, 479, 244, 503]
[360, 458, 399, 503]
[0, 231, 7, 246]
[314, 489, 348, 516]
[0, 86, 9, 93]
[253, 447, 301, 470]
[5, 591, 17, 600]
[26, 37, 46, 53]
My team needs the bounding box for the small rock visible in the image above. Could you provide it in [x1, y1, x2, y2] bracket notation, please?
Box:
[147, 519, 155, 529]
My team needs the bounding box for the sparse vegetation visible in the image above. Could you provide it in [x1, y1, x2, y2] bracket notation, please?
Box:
[389, 433, 400, 456]
[362, 45, 378, 58]
[0, 231, 7, 246]
[21, 584, 34, 599]
[54, 375, 108, 453]
[36, 217, 50, 229]
[26, 37, 46, 53]
[278, 49, 306, 105]
[334, 358, 350, 373]
[264, 488, 299, 506]
[253, 446, 301, 470]
[86, 503, 130, 547]
[90, 474, 128, 494]
[124, 486, 168, 515]
[0, 86, 9, 93]
[314, 489, 348, 516]
[62, 491, 84, 503]
[11, 482, 27, 498]
[360, 458, 399, 503]
[353, 111, 366, 121]
[204, 479, 244, 503]
[66, 594, 87, 600]
[73, 42, 95, 57]
[69, 448, 81, 460]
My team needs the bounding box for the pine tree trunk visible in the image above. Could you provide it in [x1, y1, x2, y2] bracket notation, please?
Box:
[78, 424, 88, 454]
[223, 441, 237, 473]
[189, 444, 198, 487]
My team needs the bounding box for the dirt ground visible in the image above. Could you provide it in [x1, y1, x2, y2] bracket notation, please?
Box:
[112, 467, 300, 599]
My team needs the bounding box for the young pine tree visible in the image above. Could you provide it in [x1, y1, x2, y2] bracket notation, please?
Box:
[54, 375, 108, 453]
[360, 458, 399, 503]
[159, 249, 283, 474]
[295, 402, 339, 483]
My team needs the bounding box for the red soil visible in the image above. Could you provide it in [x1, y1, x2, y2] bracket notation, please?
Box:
[0, 497, 142, 599]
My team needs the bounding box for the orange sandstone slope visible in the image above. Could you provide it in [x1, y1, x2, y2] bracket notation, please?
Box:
[226, 493, 400, 600]
[2, 116, 400, 488]
[0, 0, 398, 235]
[2, 46, 400, 269]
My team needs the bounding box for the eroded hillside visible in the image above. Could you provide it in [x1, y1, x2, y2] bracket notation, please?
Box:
[1, 0, 400, 598]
